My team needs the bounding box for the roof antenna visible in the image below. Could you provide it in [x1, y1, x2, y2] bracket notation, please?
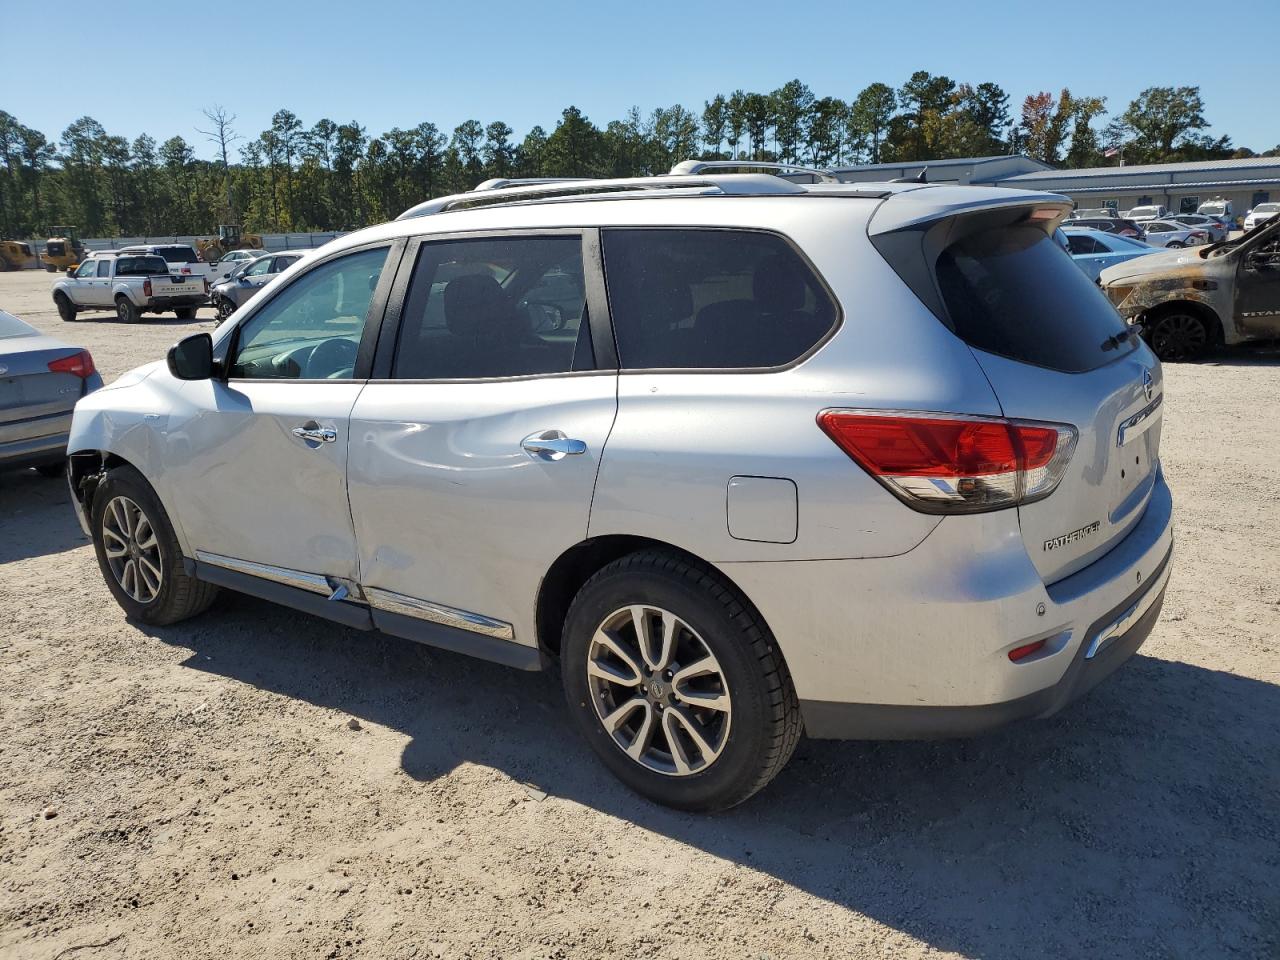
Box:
[890, 167, 928, 184]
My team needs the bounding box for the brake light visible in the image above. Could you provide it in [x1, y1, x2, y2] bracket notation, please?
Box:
[816, 410, 1077, 514]
[143, 279, 152, 297]
[47, 349, 96, 379]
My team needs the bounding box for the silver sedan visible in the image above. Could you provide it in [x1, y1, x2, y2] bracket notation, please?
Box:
[0, 309, 102, 476]
[211, 252, 305, 320]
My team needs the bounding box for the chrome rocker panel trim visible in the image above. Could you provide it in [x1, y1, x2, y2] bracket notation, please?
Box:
[364, 587, 515, 642]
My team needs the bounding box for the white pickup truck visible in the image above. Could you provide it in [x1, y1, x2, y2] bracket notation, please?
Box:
[52, 253, 208, 323]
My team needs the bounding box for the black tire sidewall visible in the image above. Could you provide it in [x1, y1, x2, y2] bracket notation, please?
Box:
[55, 294, 76, 322]
[561, 560, 783, 811]
[90, 467, 189, 625]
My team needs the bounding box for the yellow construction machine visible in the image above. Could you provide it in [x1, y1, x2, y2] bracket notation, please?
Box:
[43, 227, 85, 272]
[0, 239, 38, 272]
[196, 225, 264, 263]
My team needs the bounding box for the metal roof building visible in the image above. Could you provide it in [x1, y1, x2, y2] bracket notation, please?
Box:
[830, 155, 1280, 220]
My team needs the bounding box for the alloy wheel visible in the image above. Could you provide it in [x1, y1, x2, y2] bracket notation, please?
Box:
[101, 496, 163, 603]
[586, 604, 732, 776]
[1149, 312, 1207, 362]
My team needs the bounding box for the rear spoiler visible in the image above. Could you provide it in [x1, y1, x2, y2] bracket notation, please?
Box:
[867, 189, 1073, 235]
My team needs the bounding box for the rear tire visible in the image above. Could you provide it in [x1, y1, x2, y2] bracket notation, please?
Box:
[561, 550, 802, 811]
[115, 296, 141, 324]
[174, 306, 197, 321]
[54, 293, 77, 323]
[90, 465, 218, 626]
[1146, 309, 1209, 362]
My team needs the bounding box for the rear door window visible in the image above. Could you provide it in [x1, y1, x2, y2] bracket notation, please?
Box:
[601, 229, 837, 369]
[392, 234, 590, 380]
[934, 224, 1137, 373]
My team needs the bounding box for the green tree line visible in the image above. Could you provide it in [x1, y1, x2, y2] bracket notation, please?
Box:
[1, 75, 1272, 240]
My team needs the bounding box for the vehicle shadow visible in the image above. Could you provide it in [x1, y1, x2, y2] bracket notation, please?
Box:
[0, 469, 89, 561]
[67, 310, 213, 326]
[152, 593, 1280, 958]
[1189, 341, 1280, 366]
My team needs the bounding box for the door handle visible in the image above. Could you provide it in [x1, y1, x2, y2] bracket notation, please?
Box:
[292, 424, 338, 444]
[521, 430, 587, 461]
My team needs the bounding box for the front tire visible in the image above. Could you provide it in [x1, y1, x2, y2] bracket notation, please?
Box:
[1146, 309, 1210, 362]
[54, 293, 77, 323]
[561, 551, 801, 811]
[215, 297, 236, 322]
[115, 296, 141, 324]
[90, 465, 218, 625]
[1167, 241, 1185, 248]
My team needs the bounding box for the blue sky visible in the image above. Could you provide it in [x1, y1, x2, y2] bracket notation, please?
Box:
[4, 0, 1275, 159]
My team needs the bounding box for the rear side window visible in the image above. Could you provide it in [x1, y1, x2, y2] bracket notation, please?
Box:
[602, 229, 836, 369]
[935, 225, 1136, 372]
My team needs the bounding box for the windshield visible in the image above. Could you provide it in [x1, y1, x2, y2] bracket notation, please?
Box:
[1130, 207, 1160, 217]
[1199, 203, 1227, 215]
[1254, 204, 1280, 214]
[0, 311, 37, 339]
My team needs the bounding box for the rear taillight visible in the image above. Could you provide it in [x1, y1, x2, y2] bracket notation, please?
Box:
[47, 349, 96, 379]
[143, 279, 152, 297]
[817, 410, 1077, 514]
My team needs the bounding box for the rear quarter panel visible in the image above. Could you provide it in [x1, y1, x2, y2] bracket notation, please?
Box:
[589, 209, 1004, 562]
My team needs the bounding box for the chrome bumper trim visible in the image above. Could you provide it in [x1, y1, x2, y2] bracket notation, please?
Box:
[1084, 559, 1172, 660]
[1117, 393, 1162, 447]
[364, 587, 515, 642]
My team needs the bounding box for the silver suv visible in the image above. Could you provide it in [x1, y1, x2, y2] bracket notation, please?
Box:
[66, 170, 1173, 810]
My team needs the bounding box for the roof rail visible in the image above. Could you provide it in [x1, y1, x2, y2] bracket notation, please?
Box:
[472, 177, 593, 191]
[670, 159, 839, 183]
[395, 173, 807, 220]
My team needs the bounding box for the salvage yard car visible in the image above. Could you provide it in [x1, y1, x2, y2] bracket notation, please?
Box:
[65, 169, 1174, 810]
[0, 309, 101, 475]
[210, 251, 304, 320]
[1060, 227, 1157, 281]
[1100, 212, 1280, 361]
[53, 253, 208, 323]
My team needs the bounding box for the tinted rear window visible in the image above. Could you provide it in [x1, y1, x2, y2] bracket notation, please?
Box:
[116, 256, 169, 276]
[0, 311, 36, 339]
[156, 246, 198, 263]
[602, 229, 836, 369]
[935, 225, 1136, 373]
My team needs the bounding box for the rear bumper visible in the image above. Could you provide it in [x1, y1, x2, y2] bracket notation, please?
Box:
[147, 294, 207, 309]
[800, 547, 1169, 738]
[0, 411, 72, 470]
[722, 468, 1174, 739]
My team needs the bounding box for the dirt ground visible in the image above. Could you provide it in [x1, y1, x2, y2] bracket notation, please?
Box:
[1, 267, 1277, 960]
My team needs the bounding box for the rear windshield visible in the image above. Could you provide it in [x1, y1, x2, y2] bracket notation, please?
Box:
[155, 246, 198, 263]
[115, 256, 170, 276]
[1129, 207, 1160, 217]
[1199, 203, 1227, 214]
[0, 311, 36, 339]
[935, 225, 1137, 373]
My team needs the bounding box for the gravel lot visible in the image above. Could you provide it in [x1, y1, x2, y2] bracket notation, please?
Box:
[1, 267, 1278, 960]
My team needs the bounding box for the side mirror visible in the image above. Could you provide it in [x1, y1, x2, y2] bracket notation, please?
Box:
[167, 332, 215, 381]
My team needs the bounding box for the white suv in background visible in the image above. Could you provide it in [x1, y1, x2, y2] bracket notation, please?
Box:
[65, 169, 1173, 810]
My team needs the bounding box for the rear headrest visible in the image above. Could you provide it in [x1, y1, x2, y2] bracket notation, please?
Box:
[752, 253, 807, 313]
[443, 273, 521, 340]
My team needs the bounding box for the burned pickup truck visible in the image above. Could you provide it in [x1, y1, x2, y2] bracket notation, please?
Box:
[1099, 214, 1280, 361]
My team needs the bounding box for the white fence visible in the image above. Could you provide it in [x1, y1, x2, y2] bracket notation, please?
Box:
[26, 232, 348, 257]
